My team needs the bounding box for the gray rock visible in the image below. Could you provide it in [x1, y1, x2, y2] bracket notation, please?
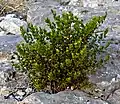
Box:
[0, 14, 27, 35]
[68, 0, 83, 6]
[0, 72, 8, 86]
[60, 0, 70, 6]
[20, 90, 109, 104]
[26, 0, 61, 27]
[0, 35, 23, 52]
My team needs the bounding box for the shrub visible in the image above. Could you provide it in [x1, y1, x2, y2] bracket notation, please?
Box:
[12, 10, 110, 93]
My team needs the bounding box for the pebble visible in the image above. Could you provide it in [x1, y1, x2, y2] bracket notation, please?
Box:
[16, 90, 26, 96]
[25, 88, 32, 95]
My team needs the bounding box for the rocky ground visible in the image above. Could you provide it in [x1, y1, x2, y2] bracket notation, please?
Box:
[0, 0, 120, 104]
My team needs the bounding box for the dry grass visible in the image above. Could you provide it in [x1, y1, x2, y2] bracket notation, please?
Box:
[0, 0, 26, 16]
[0, 52, 8, 62]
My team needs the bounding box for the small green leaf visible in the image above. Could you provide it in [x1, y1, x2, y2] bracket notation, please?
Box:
[104, 28, 109, 38]
[105, 41, 111, 49]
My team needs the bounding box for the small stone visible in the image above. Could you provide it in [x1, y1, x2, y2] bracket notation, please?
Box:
[111, 77, 116, 83]
[117, 74, 120, 78]
[25, 88, 32, 94]
[67, 86, 69, 89]
[94, 89, 101, 93]
[71, 86, 74, 90]
[94, 96, 99, 99]
[6, 14, 16, 18]
[14, 95, 23, 101]
[16, 90, 26, 96]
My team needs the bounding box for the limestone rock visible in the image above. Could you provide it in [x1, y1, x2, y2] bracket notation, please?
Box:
[20, 90, 109, 104]
[0, 14, 27, 35]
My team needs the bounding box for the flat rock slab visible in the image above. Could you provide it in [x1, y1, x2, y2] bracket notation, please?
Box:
[0, 35, 23, 53]
[20, 90, 108, 104]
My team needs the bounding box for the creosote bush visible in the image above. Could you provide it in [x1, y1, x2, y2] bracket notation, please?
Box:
[12, 10, 110, 93]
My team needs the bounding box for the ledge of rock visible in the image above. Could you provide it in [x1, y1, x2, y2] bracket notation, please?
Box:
[19, 90, 109, 104]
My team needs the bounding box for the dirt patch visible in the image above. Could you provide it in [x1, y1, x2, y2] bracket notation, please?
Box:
[0, 0, 27, 16]
[0, 52, 9, 62]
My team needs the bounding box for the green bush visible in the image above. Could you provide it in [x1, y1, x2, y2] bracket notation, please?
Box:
[12, 10, 110, 93]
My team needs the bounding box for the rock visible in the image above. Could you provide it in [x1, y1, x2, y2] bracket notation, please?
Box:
[26, 0, 60, 27]
[60, 0, 70, 6]
[16, 90, 26, 97]
[0, 95, 17, 104]
[0, 71, 9, 85]
[107, 88, 120, 104]
[0, 86, 10, 96]
[0, 70, 32, 101]
[3, 87, 34, 101]
[0, 34, 32, 102]
[68, 0, 83, 6]
[73, 0, 120, 8]
[25, 88, 33, 95]
[0, 35, 23, 52]
[20, 90, 109, 104]
[0, 14, 27, 35]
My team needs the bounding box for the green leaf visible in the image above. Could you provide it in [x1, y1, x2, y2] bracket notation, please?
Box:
[104, 28, 109, 38]
[105, 41, 111, 49]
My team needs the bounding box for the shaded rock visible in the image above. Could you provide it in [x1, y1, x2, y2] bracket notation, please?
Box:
[0, 35, 23, 52]
[9, 87, 34, 101]
[60, 0, 70, 6]
[0, 35, 32, 102]
[0, 70, 32, 101]
[107, 88, 120, 104]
